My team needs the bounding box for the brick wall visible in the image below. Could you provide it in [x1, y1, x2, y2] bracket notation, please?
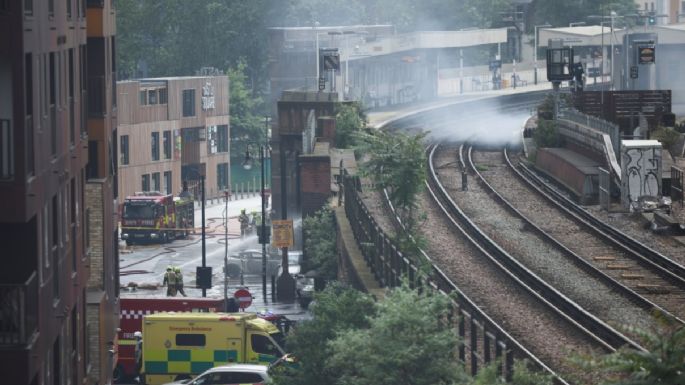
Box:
[86, 183, 105, 289]
[299, 155, 331, 218]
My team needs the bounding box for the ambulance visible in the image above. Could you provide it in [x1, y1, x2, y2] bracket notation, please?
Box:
[140, 312, 287, 385]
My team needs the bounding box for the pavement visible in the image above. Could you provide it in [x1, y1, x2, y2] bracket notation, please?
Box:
[119, 193, 312, 322]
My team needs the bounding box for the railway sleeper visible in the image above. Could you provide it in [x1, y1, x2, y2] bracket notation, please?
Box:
[621, 273, 645, 280]
[636, 283, 671, 294]
[592, 256, 616, 261]
[606, 264, 631, 270]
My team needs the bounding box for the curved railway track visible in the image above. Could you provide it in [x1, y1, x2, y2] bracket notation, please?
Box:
[417, 143, 643, 383]
[467, 147, 685, 323]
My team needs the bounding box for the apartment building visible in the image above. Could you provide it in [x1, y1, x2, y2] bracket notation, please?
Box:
[0, 0, 119, 384]
[117, 76, 231, 201]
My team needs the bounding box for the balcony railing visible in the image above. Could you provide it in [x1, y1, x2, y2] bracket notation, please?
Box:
[0, 119, 13, 180]
[0, 272, 38, 345]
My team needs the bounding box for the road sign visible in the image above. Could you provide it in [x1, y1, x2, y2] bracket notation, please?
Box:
[323, 53, 340, 71]
[318, 77, 325, 91]
[638, 45, 655, 64]
[234, 288, 252, 309]
[489, 60, 501, 71]
[272, 219, 294, 248]
[630, 66, 638, 79]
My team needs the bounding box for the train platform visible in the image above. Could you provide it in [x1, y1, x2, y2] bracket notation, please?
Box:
[367, 81, 552, 129]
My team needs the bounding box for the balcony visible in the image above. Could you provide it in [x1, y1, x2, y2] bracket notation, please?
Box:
[0, 272, 38, 345]
[88, 76, 105, 117]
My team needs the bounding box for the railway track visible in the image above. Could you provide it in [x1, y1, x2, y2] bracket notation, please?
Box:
[419, 143, 643, 383]
[468, 146, 685, 324]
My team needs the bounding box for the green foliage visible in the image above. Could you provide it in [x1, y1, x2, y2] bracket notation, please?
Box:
[356, 130, 427, 217]
[533, 119, 561, 148]
[335, 103, 367, 149]
[571, 312, 685, 385]
[228, 59, 266, 158]
[651, 127, 682, 153]
[529, 0, 638, 32]
[273, 283, 377, 385]
[303, 207, 338, 281]
[326, 284, 466, 385]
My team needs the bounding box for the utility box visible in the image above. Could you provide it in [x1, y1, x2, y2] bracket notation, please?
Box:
[620, 140, 662, 209]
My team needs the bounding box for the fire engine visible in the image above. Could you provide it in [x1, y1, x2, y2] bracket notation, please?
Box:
[120, 191, 194, 245]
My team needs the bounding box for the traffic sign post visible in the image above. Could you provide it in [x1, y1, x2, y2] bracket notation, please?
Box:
[234, 288, 252, 310]
[318, 77, 326, 91]
[271, 220, 294, 249]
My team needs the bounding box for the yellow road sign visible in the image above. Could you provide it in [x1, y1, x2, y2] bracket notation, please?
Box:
[271, 219, 294, 248]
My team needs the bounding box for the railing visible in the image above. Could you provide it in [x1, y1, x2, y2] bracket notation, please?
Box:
[0, 119, 13, 180]
[0, 272, 38, 345]
[558, 107, 620, 157]
[342, 175, 534, 381]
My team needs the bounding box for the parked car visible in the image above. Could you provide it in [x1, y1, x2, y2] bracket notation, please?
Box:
[229, 249, 281, 277]
[162, 363, 270, 385]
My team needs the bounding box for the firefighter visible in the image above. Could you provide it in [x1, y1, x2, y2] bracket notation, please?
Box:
[238, 209, 249, 238]
[175, 266, 187, 297]
[163, 266, 177, 296]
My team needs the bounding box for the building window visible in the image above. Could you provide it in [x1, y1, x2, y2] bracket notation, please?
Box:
[120, 135, 129, 165]
[681, 1, 685, 12]
[151, 132, 159, 161]
[217, 125, 228, 152]
[48, 0, 54, 17]
[148, 89, 157, 105]
[163, 130, 171, 159]
[24, 0, 33, 15]
[152, 172, 160, 192]
[139, 90, 147, 106]
[182, 89, 195, 117]
[159, 88, 168, 104]
[164, 171, 172, 194]
[67, 0, 72, 18]
[52, 195, 60, 299]
[207, 126, 218, 154]
[142, 174, 150, 192]
[217, 163, 228, 191]
[0, 119, 13, 180]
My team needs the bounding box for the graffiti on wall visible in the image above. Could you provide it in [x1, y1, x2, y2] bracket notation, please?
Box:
[620, 142, 662, 208]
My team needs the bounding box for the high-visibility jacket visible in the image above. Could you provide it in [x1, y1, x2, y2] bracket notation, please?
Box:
[163, 271, 177, 286]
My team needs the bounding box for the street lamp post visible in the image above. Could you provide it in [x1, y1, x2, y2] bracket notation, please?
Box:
[242, 116, 270, 300]
[185, 166, 209, 297]
[200, 174, 206, 297]
[534, 23, 552, 85]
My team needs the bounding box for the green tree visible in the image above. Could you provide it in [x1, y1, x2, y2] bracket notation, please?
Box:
[273, 283, 377, 385]
[530, 0, 637, 32]
[356, 130, 427, 217]
[533, 119, 561, 148]
[228, 59, 266, 145]
[327, 284, 466, 385]
[335, 103, 366, 149]
[302, 207, 338, 281]
[572, 313, 685, 385]
[650, 127, 681, 154]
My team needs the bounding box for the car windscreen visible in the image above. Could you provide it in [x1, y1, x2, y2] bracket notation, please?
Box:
[123, 203, 157, 219]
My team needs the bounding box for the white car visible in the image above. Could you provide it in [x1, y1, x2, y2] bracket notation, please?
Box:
[163, 363, 270, 385]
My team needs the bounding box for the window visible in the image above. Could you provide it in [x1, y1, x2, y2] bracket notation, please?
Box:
[217, 163, 228, 191]
[148, 90, 157, 105]
[176, 334, 206, 347]
[163, 130, 171, 159]
[159, 88, 168, 104]
[24, 0, 33, 15]
[139, 90, 147, 106]
[207, 126, 218, 154]
[120, 135, 129, 165]
[152, 172, 160, 192]
[67, 0, 72, 18]
[682, 1, 685, 12]
[49, 52, 57, 155]
[151, 132, 159, 161]
[217, 125, 228, 153]
[182, 89, 195, 117]
[164, 171, 172, 194]
[142, 174, 150, 192]
[48, 0, 54, 17]
[251, 335, 279, 357]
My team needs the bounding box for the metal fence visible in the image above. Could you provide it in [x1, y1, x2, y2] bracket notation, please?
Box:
[0, 272, 38, 345]
[342, 175, 563, 382]
[558, 108, 620, 158]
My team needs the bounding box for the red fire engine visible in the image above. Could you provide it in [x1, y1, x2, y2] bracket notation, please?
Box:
[120, 191, 194, 245]
[114, 297, 226, 382]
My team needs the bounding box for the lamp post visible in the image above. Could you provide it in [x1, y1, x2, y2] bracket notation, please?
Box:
[242, 116, 270, 300]
[314, 21, 320, 82]
[534, 23, 552, 85]
[184, 165, 208, 297]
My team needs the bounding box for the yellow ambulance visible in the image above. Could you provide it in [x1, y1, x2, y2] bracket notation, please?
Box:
[140, 312, 286, 385]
